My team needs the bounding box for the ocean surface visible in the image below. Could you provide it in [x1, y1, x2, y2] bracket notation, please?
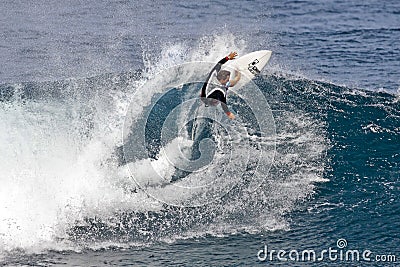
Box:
[1, 0, 399, 266]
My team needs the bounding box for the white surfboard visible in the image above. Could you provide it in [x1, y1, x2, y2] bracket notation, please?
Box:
[224, 50, 272, 88]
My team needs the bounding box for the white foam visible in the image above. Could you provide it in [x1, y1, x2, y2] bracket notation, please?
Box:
[0, 33, 329, 254]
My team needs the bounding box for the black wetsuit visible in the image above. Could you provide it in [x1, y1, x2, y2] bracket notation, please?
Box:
[200, 57, 230, 114]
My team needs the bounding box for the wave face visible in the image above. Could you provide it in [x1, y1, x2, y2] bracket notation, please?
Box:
[0, 38, 399, 260]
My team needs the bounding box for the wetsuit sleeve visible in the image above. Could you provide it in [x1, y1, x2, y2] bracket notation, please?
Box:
[220, 95, 230, 114]
[221, 102, 230, 114]
[216, 56, 229, 67]
[200, 57, 229, 97]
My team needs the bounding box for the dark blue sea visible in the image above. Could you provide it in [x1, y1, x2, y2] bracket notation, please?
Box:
[1, 0, 399, 266]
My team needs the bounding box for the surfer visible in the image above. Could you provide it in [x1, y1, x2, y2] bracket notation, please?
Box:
[200, 52, 241, 119]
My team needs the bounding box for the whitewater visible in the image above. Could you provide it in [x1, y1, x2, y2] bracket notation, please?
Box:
[0, 35, 328, 254]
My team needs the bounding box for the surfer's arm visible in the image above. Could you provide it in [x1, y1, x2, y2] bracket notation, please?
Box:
[224, 107, 235, 119]
[217, 57, 229, 66]
[228, 70, 241, 87]
[222, 104, 235, 119]
[217, 52, 237, 67]
[220, 98, 235, 120]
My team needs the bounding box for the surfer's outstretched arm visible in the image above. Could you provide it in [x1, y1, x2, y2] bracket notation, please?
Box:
[216, 93, 235, 119]
[222, 104, 235, 119]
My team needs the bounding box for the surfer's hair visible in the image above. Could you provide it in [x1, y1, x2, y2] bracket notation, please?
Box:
[217, 70, 230, 81]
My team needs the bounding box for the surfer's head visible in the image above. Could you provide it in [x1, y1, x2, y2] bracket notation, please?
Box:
[217, 70, 230, 84]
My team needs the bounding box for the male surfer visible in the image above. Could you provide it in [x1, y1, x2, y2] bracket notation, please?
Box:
[200, 52, 241, 119]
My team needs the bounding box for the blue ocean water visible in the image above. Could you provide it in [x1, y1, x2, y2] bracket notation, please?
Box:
[0, 0, 399, 266]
